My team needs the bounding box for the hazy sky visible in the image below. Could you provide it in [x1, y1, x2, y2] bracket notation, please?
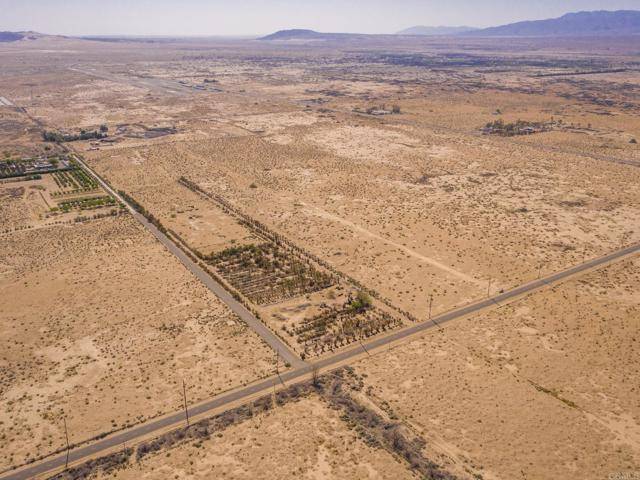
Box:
[1, 0, 639, 36]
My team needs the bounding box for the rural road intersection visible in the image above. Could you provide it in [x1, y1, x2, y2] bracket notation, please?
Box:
[4, 156, 639, 480]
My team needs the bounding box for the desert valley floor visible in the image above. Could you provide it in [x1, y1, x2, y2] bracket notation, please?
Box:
[0, 32, 639, 480]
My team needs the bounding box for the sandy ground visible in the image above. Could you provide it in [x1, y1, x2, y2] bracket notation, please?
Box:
[1, 34, 639, 478]
[93, 396, 417, 480]
[86, 121, 640, 323]
[355, 256, 640, 480]
[0, 215, 274, 470]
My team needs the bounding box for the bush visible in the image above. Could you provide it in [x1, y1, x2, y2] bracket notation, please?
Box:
[349, 291, 373, 312]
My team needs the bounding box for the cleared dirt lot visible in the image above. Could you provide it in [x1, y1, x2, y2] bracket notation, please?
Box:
[0, 215, 273, 470]
[355, 255, 640, 480]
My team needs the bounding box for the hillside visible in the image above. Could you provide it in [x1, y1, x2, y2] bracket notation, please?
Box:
[467, 10, 640, 37]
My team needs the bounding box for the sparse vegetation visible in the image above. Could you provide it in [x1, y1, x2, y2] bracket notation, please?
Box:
[2, 29, 639, 480]
[47, 369, 456, 480]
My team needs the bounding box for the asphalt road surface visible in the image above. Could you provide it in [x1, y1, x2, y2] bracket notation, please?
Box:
[69, 67, 206, 97]
[4, 156, 639, 479]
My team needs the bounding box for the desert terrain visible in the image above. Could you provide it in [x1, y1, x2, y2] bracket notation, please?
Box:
[0, 214, 274, 469]
[92, 397, 418, 480]
[356, 255, 640, 479]
[0, 29, 638, 480]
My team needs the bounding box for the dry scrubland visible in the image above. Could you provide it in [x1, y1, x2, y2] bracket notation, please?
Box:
[356, 256, 640, 480]
[91, 397, 417, 480]
[1, 33, 639, 478]
[0, 215, 273, 470]
[123, 180, 259, 255]
[88, 117, 640, 320]
[57, 369, 467, 480]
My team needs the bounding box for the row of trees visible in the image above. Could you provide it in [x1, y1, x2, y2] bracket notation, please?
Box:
[483, 118, 547, 136]
[43, 125, 108, 143]
[178, 176, 418, 323]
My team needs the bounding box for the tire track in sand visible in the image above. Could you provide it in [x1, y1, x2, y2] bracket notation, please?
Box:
[301, 203, 483, 287]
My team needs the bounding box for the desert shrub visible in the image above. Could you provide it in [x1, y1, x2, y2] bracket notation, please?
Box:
[50, 448, 133, 480]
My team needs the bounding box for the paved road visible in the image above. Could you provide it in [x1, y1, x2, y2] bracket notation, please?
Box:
[69, 67, 206, 97]
[2, 369, 312, 480]
[5, 235, 639, 479]
[134, 212, 306, 369]
[316, 240, 640, 368]
[73, 156, 304, 369]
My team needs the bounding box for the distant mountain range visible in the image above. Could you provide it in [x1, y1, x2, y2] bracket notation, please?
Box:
[0, 31, 46, 42]
[396, 26, 478, 36]
[0, 31, 25, 42]
[259, 29, 354, 41]
[467, 10, 640, 37]
[4, 9, 640, 43]
[261, 10, 640, 41]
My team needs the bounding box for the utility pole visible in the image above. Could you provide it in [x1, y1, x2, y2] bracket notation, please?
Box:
[182, 379, 189, 427]
[487, 279, 492, 298]
[63, 417, 70, 470]
[430, 293, 442, 330]
[359, 337, 370, 356]
[274, 350, 285, 385]
[272, 377, 277, 405]
[538, 264, 542, 279]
